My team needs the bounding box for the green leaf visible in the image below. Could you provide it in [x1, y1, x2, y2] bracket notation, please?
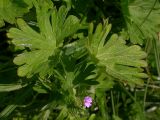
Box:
[0, 84, 26, 92]
[129, 102, 145, 120]
[0, 87, 33, 119]
[33, 86, 48, 94]
[87, 20, 148, 85]
[95, 71, 114, 96]
[56, 107, 68, 120]
[0, 0, 32, 27]
[113, 115, 122, 120]
[121, 0, 160, 44]
[88, 114, 96, 120]
[0, 105, 17, 119]
[8, 1, 81, 78]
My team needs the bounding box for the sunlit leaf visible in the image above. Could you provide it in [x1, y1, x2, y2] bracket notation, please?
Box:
[87, 20, 148, 85]
[8, 1, 81, 78]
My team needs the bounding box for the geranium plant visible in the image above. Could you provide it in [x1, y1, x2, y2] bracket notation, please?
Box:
[0, 0, 160, 120]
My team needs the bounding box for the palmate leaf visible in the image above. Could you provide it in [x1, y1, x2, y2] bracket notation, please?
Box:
[87, 20, 148, 85]
[8, 0, 81, 78]
[0, 0, 32, 27]
[121, 0, 160, 44]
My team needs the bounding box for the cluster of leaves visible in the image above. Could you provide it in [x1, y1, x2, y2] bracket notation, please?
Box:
[0, 0, 160, 120]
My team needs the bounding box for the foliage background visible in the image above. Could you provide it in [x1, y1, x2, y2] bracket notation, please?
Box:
[0, 0, 160, 120]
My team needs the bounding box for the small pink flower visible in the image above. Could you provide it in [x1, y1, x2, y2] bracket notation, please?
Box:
[84, 96, 92, 108]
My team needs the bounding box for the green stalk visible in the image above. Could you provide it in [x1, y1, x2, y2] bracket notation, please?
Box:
[111, 90, 116, 115]
[153, 38, 160, 76]
[99, 95, 108, 120]
[143, 78, 150, 111]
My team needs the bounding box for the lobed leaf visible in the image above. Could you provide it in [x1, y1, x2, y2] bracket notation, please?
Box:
[87, 20, 148, 85]
[8, 1, 81, 78]
[121, 0, 160, 44]
[0, 0, 32, 27]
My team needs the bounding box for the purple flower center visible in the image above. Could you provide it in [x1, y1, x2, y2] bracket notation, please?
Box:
[84, 96, 92, 108]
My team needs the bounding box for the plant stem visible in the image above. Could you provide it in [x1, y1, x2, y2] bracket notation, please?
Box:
[111, 90, 116, 115]
[143, 78, 150, 111]
[153, 38, 160, 76]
